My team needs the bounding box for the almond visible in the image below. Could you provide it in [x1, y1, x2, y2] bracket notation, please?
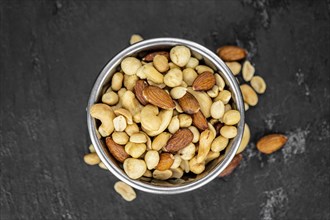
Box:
[142, 51, 170, 62]
[142, 85, 175, 109]
[256, 134, 288, 154]
[217, 46, 247, 61]
[192, 110, 208, 131]
[105, 137, 129, 162]
[156, 153, 174, 171]
[192, 71, 216, 91]
[178, 92, 200, 114]
[219, 154, 242, 177]
[134, 80, 148, 105]
[164, 128, 194, 153]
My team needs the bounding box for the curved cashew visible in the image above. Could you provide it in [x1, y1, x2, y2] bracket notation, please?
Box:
[121, 91, 143, 120]
[90, 103, 115, 137]
[143, 109, 173, 137]
[141, 105, 162, 131]
[114, 108, 133, 125]
[187, 88, 212, 118]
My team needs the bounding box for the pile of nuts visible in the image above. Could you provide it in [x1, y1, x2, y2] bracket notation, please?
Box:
[84, 34, 288, 202]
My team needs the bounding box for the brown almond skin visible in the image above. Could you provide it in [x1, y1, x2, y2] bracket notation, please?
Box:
[178, 92, 200, 114]
[214, 122, 224, 136]
[142, 85, 175, 109]
[192, 71, 216, 91]
[156, 153, 174, 171]
[217, 46, 247, 62]
[192, 111, 209, 131]
[134, 80, 149, 105]
[256, 134, 288, 154]
[164, 129, 194, 153]
[105, 137, 129, 163]
[143, 51, 170, 62]
[219, 154, 242, 177]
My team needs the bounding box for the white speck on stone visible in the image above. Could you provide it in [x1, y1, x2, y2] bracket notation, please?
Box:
[264, 113, 277, 130]
[267, 154, 276, 164]
[260, 187, 288, 220]
[295, 69, 310, 96]
[282, 128, 310, 163]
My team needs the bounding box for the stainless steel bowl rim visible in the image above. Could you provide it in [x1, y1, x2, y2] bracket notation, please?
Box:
[87, 38, 245, 194]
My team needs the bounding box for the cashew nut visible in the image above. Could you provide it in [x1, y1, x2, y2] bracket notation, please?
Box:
[141, 105, 162, 131]
[121, 91, 143, 121]
[143, 109, 173, 136]
[180, 159, 190, 173]
[189, 156, 205, 174]
[90, 103, 115, 137]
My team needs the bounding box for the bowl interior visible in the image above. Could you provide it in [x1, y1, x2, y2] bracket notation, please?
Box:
[87, 38, 245, 194]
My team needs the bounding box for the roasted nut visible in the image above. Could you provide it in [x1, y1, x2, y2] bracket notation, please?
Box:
[210, 100, 225, 119]
[153, 169, 172, 180]
[114, 108, 133, 125]
[143, 109, 173, 137]
[256, 134, 288, 154]
[236, 123, 250, 154]
[142, 65, 164, 84]
[205, 151, 220, 164]
[111, 72, 124, 91]
[114, 181, 136, 202]
[121, 57, 142, 75]
[197, 129, 215, 163]
[225, 62, 241, 75]
[215, 90, 231, 104]
[121, 91, 143, 122]
[151, 132, 171, 151]
[144, 150, 160, 170]
[240, 84, 258, 106]
[195, 65, 214, 74]
[123, 158, 147, 179]
[222, 110, 241, 125]
[143, 51, 169, 62]
[244, 102, 249, 111]
[170, 87, 187, 99]
[217, 45, 247, 61]
[125, 123, 139, 136]
[170, 46, 191, 67]
[164, 128, 194, 153]
[168, 116, 180, 134]
[211, 135, 228, 153]
[178, 143, 196, 160]
[141, 105, 161, 131]
[182, 68, 198, 86]
[130, 34, 143, 44]
[168, 62, 179, 69]
[170, 154, 182, 169]
[219, 154, 242, 177]
[178, 92, 200, 114]
[134, 80, 149, 105]
[156, 153, 174, 171]
[207, 85, 219, 98]
[90, 104, 115, 137]
[89, 144, 95, 153]
[180, 160, 190, 173]
[125, 142, 146, 158]
[124, 74, 139, 91]
[102, 91, 119, 105]
[192, 110, 208, 131]
[153, 55, 169, 73]
[171, 167, 184, 179]
[215, 74, 225, 91]
[112, 131, 129, 145]
[189, 156, 205, 174]
[142, 86, 175, 109]
[84, 153, 100, 165]
[250, 76, 266, 94]
[188, 126, 200, 143]
[186, 57, 199, 68]
[178, 114, 192, 127]
[242, 60, 255, 82]
[143, 169, 152, 177]
[187, 88, 212, 118]
[113, 115, 127, 132]
[192, 71, 216, 91]
[220, 125, 238, 139]
[98, 162, 107, 170]
[164, 68, 183, 87]
[130, 132, 147, 143]
[224, 104, 232, 112]
[106, 137, 129, 162]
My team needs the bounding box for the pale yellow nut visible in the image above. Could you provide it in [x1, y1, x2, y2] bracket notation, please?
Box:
[170, 45, 191, 67]
[125, 123, 139, 136]
[222, 110, 241, 125]
[215, 90, 231, 104]
[89, 144, 95, 153]
[178, 114, 192, 128]
[136, 65, 147, 79]
[121, 91, 143, 119]
[178, 143, 196, 160]
[143, 169, 152, 177]
[182, 68, 198, 86]
[211, 135, 229, 153]
[224, 104, 232, 112]
[205, 151, 220, 164]
[83, 153, 100, 165]
[142, 65, 164, 84]
[195, 65, 214, 74]
[208, 122, 217, 137]
[236, 123, 250, 154]
[181, 81, 188, 88]
[153, 55, 169, 73]
[215, 73, 226, 91]
[102, 91, 119, 105]
[111, 72, 124, 91]
[207, 85, 219, 98]
[170, 167, 184, 179]
[113, 115, 127, 132]
[210, 100, 225, 119]
[168, 116, 180, 134]
[114, 108, 133, 125]
[225, 62, 241, 75]
[141, 105, 161, 131]
[189, 156, 205, 174]
[143, 109, 173, 137]
[130, 132, 147, 143]
[185, 57, 199, 68]
[197, 129, 215, 163]
[240, 84, 258, 106]
[170, 154, 182, 169]
[220, 125, 238, 139]
[168, 62, 179, 69]
[98, 162, 107, 170]
[121, 57, 142, 75]
[124, 74, 139, 91]
[242, 60, 255, 82]
[90, 103, 115, 137]
[123, 158, 147, 179]
[188, 126, 200, 143]
[164, 68, 183, 87]
[144, 132, 152, 150]
[147, 80, 167, 89]
[118, 88, 127, 99]
[153, 170, 173, 180]
[144, 150, 160, 170]
[250, 76, 266, 94]
[114, 181, 136, 202]
[174, 101, 183, 113]
[180, 160, 190, 173]
[209, 118, 218, 125]
[151, 132, 171, 151]
[244, 102, 249, 111]
[125, 142, 147, 158]
[170, 87, 187, 99]
[187, 88, 212, 118]
[129, 34, 143, 45]
[112, 131, 129, 145]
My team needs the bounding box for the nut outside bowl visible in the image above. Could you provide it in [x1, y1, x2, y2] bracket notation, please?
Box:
[87, 38, 245, 194]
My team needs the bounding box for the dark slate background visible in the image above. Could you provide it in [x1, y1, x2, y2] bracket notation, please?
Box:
[1, 0, 329, 219]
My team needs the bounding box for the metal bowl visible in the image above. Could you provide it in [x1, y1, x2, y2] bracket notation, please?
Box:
[87, 38, 245, 194]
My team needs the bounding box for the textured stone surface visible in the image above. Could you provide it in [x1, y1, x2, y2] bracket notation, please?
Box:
[1, 0, 329, 219]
